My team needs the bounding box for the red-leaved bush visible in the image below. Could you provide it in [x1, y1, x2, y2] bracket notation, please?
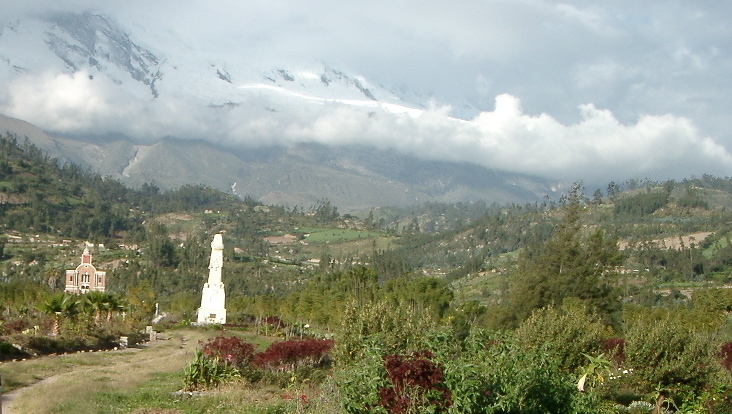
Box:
[253, 338, 334, 371]
[201, 335, 255, 368]
[720, 342, 732, 372]
[378, 350, 452, 414]
[603, 338, 625, 365]
[2, 319, 31, 334]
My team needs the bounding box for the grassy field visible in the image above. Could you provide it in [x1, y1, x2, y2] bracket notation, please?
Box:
[1, 328, 338, 414]
[2, 329, 198, 413]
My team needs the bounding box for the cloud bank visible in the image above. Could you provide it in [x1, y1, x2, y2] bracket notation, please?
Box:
[3, 69, 729, 184]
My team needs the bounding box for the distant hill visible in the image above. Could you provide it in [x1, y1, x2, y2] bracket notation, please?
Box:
[0, 113, 557, 212]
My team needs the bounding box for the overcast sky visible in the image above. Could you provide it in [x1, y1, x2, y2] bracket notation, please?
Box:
[2, 0, 732, 185]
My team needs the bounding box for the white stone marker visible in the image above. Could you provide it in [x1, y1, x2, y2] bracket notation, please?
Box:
[196, 233, 227, 324]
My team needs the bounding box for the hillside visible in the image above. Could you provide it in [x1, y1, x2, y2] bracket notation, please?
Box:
[0, 113, 557, 211]
[3, 132, 732, 311]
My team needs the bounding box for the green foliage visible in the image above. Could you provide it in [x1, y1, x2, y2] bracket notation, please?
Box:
[481, 339, 580, 414]
[435, 328, 496, 413]
[336, 345, 390, 413]
[678, 383, 732, 414]
[383, 277, 454, 320]
[271, 267, 453, 333]
[183, 349, 241, 390]
[311, 199, 340, 223]
[337, 323, 610, 414]
[690, 288, 732, 331]
[614, 191, 669, 216]
[0, 340, 28, 359]
[623, 309, 723, 398]
[82, 291, 125, 324]
[514, 301, 612, 372]
[498, 185, 622, 327]
[334, 300, 437, 365]
[0, 282, 47, 316]
[125, 280, 156, 328]
[576, 353, 613, 392]
[676, 187, 709, 210]
[36, 292, 80, 336]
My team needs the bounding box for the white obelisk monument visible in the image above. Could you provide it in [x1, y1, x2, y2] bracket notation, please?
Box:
[197, 233, 227, 324]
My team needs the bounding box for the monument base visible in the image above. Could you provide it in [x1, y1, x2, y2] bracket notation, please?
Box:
[196, 282, 227, 324]
[196, 308, 227, 324]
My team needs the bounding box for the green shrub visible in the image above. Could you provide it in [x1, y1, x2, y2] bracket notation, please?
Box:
[336, 324, 609, 414]
[335, 344, 389, 414]
[0, 341, 28, 359]
[481, 336, 583, 414]
[182, 350, 240, 390]
[23, 335, 86, 354]
[624, 314, 720, 398]
[334, 300, 436, 364]
[614, 192, 669, 216]
[440, 329, 496, 413]
[514, 301, 612, 372]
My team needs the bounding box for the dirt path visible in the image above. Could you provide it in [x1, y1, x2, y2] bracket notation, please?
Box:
[2, 330, 204, 414]
[3, 375, 62, 414]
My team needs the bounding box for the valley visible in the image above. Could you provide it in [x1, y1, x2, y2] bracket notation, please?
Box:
[0, 134, 732, 412]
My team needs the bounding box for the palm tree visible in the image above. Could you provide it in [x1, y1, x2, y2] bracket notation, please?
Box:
[84, 291, 107, 325]
[103, 294, 127, 323]
[36, 292, 79, 336]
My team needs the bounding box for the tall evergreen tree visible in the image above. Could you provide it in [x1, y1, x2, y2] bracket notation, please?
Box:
[499, 184, 622, 327]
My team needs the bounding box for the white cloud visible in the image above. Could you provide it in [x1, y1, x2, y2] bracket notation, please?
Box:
[3, 70, 137, 133]
[220, 93, 732, 184]
[3, 63, 731, 185]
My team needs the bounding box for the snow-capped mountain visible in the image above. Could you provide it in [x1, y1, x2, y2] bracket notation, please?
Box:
[0, 13, 160, 97]
[0, 11, 436, 119]
[0, 12, 555, 210]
